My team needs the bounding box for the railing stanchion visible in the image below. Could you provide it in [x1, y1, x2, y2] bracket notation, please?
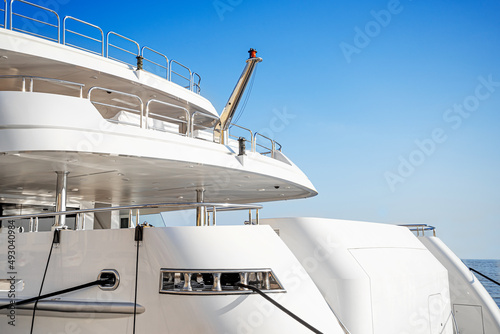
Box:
[213, 206, 216, 226]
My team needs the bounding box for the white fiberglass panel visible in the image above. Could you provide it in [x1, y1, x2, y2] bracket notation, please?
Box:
[0, 225, 342, 333]
[350, 248, 452, 334]
[419, 236, 500, 334]
[264, 217, 454, 334]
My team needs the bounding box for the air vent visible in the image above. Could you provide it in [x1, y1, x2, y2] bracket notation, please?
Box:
[159, 269, 284, 295]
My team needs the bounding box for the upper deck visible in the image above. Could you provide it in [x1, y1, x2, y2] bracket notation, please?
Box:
[0, 0, 317, 210]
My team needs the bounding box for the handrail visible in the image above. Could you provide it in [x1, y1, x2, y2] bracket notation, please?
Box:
[141, 46, 168, 78]
[4, 0, 202, 93]
[169, 59, 192, 89]
[0, 74, 283, 158]
[10, 0, 60, 43]
[229, 123, 254, 151]
[88, 86, 144, 127]
[145, 99, 189, 135]
[253, 132, 276, 158]
[399, 224, 436, 237]
[192, 72, 201, 94]
[1, 0, 6, 29]
[190, 111, 219, 139]
[0, 75, 85, 97]
[0, 202, 263, 222]
[106, 31, 140, 66]
[63, 16, 104, 56]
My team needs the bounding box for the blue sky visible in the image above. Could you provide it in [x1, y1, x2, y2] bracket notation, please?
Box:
[49, 0, 500, 258]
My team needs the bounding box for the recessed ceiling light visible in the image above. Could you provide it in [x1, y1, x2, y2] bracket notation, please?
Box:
[258, 188, 265, 192]
[71, 188, 79, 192]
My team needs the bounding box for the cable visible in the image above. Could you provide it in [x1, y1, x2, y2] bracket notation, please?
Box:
[470, 267, 500, 286]
[236, 283, 323, 334]
[232, 66, 258, 126]
[0, 279, 112, 310]
[133, 225, 143, 334]
[29, 229, 59, 334]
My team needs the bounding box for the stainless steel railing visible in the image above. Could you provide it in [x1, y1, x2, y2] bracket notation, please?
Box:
[10, 0, 59, 42]
[253, 132, 282, 158]
[141, 46, 169, 78]
[4, 0, 202, 93]
[1, 0, 6, 29]
[106, 31, 140, 66]
[0, 75, 85, 97]
[0, 75, 283, 159]
[0, 202, 263, 230]
[400, 224, 436, 237]
[88, 86, 144, 126]
[63, 16, 104, 56]
[145, 99, 189, 135]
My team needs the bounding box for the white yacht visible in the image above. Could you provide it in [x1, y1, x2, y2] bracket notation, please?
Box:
[0, 1, 499, 333]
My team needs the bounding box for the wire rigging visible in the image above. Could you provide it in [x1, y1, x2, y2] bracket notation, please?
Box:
[133, 225, 144, 334]
[231, 65, 258, 127]
[236, 282, 323, 334]
[29, 229, 59, 334]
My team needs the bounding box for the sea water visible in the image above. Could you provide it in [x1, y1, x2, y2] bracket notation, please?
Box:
[462, 259, 500, 308]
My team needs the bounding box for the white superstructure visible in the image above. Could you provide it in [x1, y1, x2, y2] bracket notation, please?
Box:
[0, 1, 499, 333]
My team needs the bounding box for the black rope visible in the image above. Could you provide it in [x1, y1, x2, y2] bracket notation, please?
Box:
[470, 267, 500, 286]
[29, 229, 59, 334]
[236, 283, 323, 334]
[0, 279, 110, 310]
[133, 225, 143, 334]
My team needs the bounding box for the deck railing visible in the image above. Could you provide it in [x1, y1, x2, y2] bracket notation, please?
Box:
[1, 0, 6, 28]
[0, 75, 84, 97]
[0, 75, 283, 158]
[400, 224, 436, 237]
[4, 0, 202, 93]
[0, 202, 263, 230]
[141, 46, 168, 78]
[63, 16, 104, 56]
[10, 0, 59, 42]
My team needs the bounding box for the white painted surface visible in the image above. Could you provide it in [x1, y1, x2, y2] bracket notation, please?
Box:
[0, 225, 342, 333]
[419, 236, 500, 334]
[264, 217, 454, 334]
[0, 91, 316, 205]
